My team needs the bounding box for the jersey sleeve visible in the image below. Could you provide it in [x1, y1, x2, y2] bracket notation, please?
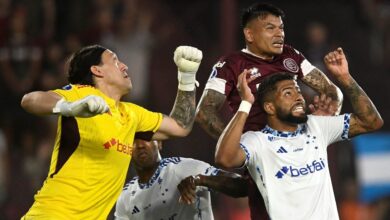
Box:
[114, 192, 130, 220]
[130, 104, 163, 133]
[204, 57, 237, 96]
[175, 158, 220, 192]
[175, 158, 220, 178]
[308, 114, 351, 146]
[239, 131, 260, 168]
[52, 84, 82, 102]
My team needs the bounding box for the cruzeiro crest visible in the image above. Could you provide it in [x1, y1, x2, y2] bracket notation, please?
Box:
[283, 58, 299, 73]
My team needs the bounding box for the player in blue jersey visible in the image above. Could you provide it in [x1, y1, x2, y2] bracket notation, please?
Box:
[215, 47, 383, 220]
[115, 133, 247, 220]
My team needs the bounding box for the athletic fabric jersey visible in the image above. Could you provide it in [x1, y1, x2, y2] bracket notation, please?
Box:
[115, 157, 219, 220]
[205, 45, 315, 131]
[205, 45, 316, 219]
[240, 114, 351, 220]
[22, 84, 162, 220]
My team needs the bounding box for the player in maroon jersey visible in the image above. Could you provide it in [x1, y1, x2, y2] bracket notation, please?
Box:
[196, 3, 343, 220]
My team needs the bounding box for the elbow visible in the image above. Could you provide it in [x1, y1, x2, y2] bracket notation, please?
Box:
[179, 127, 192, 137]
[374, 117, 384, 131]
[215, 153, 235, 169]
[363, 117, 384, 133]
[20, 93, 32, 111]
[171, 126, 193, 138]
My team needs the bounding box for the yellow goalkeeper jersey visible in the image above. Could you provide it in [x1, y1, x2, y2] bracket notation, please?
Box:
[22, 84, 162, 220]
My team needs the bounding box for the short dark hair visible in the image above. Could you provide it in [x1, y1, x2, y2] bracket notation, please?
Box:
[67, 45, 107, 85]
[241, 3, 285, 28]
[256, 72, 296, 108]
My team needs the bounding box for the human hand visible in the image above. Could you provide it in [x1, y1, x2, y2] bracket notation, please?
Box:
[177, 175, 200, 205]
[52, 95, 109, 117]
[174, 46, 203, 91]
[324, 47, 350, 80]
[309, 94, 338, 116]
[237, 69, 255, 104]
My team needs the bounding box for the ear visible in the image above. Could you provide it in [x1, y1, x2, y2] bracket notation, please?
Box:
[90, 65, 103, 77]
[264, 102, 275, 115]
[243, 28, 254, 43]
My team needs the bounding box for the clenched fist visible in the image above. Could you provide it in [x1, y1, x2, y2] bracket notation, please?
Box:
[174, 46, 203, 91]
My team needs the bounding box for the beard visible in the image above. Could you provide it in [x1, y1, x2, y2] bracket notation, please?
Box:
[276, 106, 308, 124]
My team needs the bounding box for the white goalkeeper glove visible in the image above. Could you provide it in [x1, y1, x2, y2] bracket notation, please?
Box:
[173, 46, 203, 91]
[52, 95, 109, 117]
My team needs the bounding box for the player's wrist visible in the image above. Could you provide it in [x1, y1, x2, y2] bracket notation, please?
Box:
[178, 71, 199, 91]
[238, 100, 252, 114]
[52, 98, 70, 116]
[192, 174, 203, 186]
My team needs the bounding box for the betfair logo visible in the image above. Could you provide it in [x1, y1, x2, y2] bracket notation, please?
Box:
[275, 159, 326, 179]
[103, 138, 132, 155]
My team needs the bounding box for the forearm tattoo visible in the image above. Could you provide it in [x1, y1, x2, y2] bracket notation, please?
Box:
[196, 90, 226, 139]
[302, 69, 340, 101]
[170, 90, 196, 129]
[344, 78, 382, 136]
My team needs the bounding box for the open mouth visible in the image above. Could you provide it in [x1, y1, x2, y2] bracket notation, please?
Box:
[292, 104, 305, 113]
[272, 40, 284, 48]
[123, 72, 129, 78]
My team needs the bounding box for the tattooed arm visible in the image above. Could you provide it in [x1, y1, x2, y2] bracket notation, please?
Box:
[301, 67, 343, 115]
[195, 89, 227, 139]
[153, 90, 196, 140]
[324, 48, 383, 137]
[153, 46, 201, 140]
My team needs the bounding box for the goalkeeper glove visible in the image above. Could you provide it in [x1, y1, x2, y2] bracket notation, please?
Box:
[52, 95, 109, 117]
[174, 46, 203, 91]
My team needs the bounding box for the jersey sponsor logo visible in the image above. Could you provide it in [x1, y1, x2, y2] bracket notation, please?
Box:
[293, 147, 303, 152]
[283, 58, 299, 73]
[209, 61, 226, 79]
[275, 159, 326, 179]
[214, 61, 226, 68]
[249, 67, 261, 78]
[276, 146, 288, 153]
[132, 205, 140, 214]
[103, 138, 132, 155]
[62, 84, 72, 90]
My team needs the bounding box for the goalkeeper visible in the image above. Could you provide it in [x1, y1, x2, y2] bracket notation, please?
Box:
[20, 44, 202, 220]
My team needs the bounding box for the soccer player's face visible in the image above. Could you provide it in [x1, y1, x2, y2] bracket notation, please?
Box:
[245, 14, 284, 58]
[133, 139, 160, 169]
[273, 80, 308, 124]
[100, 50, 132, 95]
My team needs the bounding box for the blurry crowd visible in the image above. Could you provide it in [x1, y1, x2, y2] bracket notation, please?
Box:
[0, 0, 389, 219]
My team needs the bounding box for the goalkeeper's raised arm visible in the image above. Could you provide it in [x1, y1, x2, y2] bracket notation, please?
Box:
[19, 44, 202, 220]
[21, 92, 109, 117]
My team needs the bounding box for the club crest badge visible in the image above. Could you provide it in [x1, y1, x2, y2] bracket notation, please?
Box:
[283, 58, 299, 73]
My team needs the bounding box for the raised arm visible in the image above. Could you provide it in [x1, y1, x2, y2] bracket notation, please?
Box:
[21, 91, 109, 117]
[178, 171, 248, 204]
[195, 89, 227, 139]
[324, 48, 383, 137]
[301, 66, 343, 115]
[21, 91, 62, 115]
[215, 69, 254, 168]
[152, 46, 202, 140]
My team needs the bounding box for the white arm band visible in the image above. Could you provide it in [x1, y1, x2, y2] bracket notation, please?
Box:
[238, 101, 252, 114]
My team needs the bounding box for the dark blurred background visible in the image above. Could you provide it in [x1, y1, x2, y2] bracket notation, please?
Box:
[0, 0, 389, 219]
